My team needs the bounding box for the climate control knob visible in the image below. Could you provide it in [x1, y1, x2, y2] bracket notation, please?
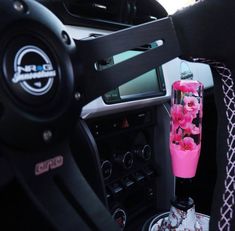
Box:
[101, 160, 112, 180]
[112, 208, 127, 230]
[135, 144, 152, 161]
[114, 151, 133, 169]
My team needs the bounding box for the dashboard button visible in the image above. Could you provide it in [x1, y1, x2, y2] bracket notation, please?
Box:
[143, 167, 155, 177]
[133, 171, 145, 181]
[122, 177, 135, 188]
[109, 182, 123, 194]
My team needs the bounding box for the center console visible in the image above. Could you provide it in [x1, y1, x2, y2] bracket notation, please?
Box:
[87, 107, 160, 229]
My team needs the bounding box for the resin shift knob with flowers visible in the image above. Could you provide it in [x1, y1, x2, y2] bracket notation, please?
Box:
[170, 80, 203, 178]
[144, 80, 209, 231]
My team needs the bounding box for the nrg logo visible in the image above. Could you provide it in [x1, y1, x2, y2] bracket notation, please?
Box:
[12, 45, 56, 96]
[13, 64, 55, 83]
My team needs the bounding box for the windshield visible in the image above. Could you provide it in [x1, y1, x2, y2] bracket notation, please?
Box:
[157, 0, 195, 14]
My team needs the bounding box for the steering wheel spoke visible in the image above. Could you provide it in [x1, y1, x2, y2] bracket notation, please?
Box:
[73, 17, 181, 103]
[3, 140, 119, 231]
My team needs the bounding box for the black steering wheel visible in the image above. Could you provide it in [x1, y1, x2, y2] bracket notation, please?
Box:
[0, 0, 234, 230]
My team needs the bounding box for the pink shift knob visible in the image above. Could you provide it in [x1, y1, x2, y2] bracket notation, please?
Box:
[170, 80, 203, 178]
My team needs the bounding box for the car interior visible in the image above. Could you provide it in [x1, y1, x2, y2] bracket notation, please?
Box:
[0, 0, 234, 230]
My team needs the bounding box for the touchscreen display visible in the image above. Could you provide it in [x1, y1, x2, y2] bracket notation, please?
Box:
[103, 49, 165, 103]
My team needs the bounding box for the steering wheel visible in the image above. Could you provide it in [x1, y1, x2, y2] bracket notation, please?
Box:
[0, 0, 234, 230]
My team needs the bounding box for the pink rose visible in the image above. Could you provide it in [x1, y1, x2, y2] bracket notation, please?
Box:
[173, 81, 199, 95]
[171, 104, 193, 129]
[170, 128, 182, 143]
[184, 96, 200, 118]
[171, 105, 185, 127]
[181, 123, 200, 135]
[179, 137, 197, 151]
[184, 112, 193, 124]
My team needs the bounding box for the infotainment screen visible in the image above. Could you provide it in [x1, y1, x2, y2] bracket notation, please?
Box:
[102, 47, 166, 104]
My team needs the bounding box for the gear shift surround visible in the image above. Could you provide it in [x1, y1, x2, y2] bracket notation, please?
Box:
[148, 206, 210, 231]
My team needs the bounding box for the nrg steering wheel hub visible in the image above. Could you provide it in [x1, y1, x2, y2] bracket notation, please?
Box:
[13, 45, 56, 96]
[3, 39, 60, 106]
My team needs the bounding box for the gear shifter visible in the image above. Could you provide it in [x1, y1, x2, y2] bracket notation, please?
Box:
[145, 80, 210, 230]
[170, 80, 203, 179]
